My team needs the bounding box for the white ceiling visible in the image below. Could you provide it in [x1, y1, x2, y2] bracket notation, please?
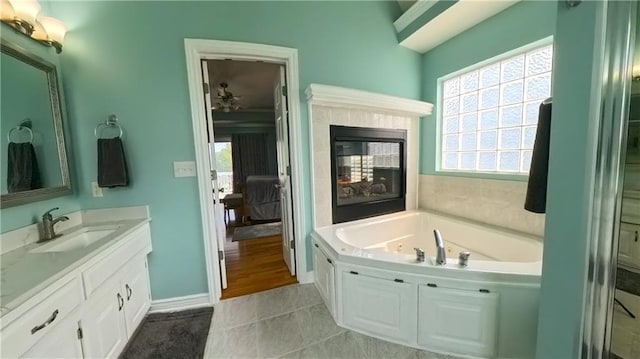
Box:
[397, 0, 417, 12]
[206, 60, 280, 112]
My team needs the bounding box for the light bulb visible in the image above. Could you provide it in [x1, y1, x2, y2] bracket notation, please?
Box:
[39, 16, 66, 44]
[31, 18, 47, 40]
[8, 0, 40, 24]
[0, 0, 16, 21]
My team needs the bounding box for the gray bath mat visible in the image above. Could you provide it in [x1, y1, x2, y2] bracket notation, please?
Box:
[121, 307, 213, 359]
[233, 222, 282, 242]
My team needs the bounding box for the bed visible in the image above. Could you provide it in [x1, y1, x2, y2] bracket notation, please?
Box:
[245, 175, 281, 221]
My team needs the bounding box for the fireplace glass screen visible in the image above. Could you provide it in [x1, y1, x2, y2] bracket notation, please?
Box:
[335, 142, 402, 205]
[330, 125, 406, 223]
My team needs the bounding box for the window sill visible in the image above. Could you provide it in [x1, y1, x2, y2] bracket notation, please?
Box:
[432, 170, 529, 182]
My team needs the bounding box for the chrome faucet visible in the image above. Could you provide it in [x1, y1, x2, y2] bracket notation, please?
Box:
[40, 207, 68, 242]
[434, 229, 446, 265]
[413, 247, 425, 262]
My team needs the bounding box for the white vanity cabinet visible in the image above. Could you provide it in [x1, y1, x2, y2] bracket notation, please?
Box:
[1, 222, 153, 359]
[81, 256, 150, 358]
[417, 284, 499, 357]
[120, 257, 152, 331]
[618, 222, 640, 268]
[313, 242, 335, 315]
[22, 312, 84, 359]
[81, 276, 129, 358]
[339, 266, 417, 345]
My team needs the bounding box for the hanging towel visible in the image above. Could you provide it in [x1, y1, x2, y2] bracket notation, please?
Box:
[97, 137, 129, 188]
[7, 142, 42, 193]
[524, 102, 552, 213]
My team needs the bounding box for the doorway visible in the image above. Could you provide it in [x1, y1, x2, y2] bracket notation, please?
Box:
[205, 59, 297, 299]
[184, 40, 308, 304]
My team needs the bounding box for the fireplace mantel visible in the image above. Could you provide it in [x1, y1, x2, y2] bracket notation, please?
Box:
[305, 84, 433, 117]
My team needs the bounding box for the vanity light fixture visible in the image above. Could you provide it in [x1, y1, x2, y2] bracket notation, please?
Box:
[1, 0, 67, 53]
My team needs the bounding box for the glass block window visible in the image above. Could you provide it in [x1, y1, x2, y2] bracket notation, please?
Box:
[440, 43, 553, 174]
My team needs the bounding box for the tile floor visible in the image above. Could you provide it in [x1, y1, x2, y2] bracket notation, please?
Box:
[203, 283, 457, 359]
[611, 289, 640, 358]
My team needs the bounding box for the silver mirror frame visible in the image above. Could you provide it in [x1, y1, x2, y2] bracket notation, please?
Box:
[0, 40, 72, 208]
[581, 1, 637, 357]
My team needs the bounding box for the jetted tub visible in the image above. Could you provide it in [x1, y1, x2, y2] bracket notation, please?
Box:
[311, 210, 544, 358]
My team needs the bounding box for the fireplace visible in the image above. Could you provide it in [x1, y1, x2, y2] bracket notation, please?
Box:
[330, 125, 407, 224]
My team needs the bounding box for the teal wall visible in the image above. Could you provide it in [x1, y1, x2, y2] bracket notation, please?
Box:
[0, 21, 81, 233]
[420, 1, 557, 176]
[45, 1, 421, 300]
[536, 1, 607, 357]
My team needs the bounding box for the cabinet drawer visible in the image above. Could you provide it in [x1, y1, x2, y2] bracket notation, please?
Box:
[1, 277, 83, 358]
[622, 197, 640, 224]
[83, 224, 151, 296]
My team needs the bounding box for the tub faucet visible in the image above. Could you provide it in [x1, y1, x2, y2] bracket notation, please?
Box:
[413, 247, 425, 262]
[40, 207, 69, 242]
[434, 229, 446, 265]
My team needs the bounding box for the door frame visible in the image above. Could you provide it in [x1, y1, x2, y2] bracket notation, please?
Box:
[184, 39, 309, 304]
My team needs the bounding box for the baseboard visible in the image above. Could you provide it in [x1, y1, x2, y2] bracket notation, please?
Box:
[298, 270, 315, 284]
[149, 293, 211, 313]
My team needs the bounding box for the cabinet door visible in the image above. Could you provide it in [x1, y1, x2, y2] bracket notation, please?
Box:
[341, 271, 417, 344]
[23, 317, 83, 359]
[81, 279, 128, 359]
[618, 223, 639, 267]
[121, 257, 151, 337]
[418, 285, 499, 357]
[313, 245, 335, 315]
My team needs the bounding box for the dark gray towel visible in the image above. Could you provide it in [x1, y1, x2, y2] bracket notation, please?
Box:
[97, 137, 129, 188]
[7, 142, 42, 193]
[525, 102, 552, 213]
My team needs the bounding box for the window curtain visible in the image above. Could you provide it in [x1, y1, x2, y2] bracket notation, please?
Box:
[231, 134, 269, 192]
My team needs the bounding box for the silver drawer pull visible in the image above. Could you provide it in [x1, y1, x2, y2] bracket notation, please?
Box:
[117, 293, 124, 311]
[31, 309, 59, 335]
[126, 284, 132, 301]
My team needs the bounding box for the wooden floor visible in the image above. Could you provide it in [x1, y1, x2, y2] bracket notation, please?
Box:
[221, 221, 297, 299]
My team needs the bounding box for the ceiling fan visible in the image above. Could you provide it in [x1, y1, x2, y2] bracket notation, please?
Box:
[212, 82, 241, 112]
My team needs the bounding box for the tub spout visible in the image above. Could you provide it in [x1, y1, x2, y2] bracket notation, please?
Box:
[434, 229, 446, 265]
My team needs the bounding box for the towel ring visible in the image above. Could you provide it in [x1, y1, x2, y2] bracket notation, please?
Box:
[7, 125, 34, 143]
[95, 115, 123, 139]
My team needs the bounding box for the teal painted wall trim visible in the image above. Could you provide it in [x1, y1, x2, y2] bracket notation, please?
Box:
[47, 1, 421, 300]
[420, 0, 557, 177]
[535, 2, 606, 357]
[397, 0, 458, 42]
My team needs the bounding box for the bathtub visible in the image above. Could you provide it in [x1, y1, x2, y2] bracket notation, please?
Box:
[311, 210, 543, 358]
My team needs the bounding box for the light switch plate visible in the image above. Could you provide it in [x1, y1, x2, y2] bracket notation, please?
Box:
[174, 161, 197, 177]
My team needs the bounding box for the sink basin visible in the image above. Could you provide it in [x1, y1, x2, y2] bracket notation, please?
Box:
[31, 227, 118, 253]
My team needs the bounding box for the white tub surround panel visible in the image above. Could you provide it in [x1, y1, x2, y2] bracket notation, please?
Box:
[419, 175, 545, 238]
[306, 84, 433, 228]
[312, 210, 542, 358]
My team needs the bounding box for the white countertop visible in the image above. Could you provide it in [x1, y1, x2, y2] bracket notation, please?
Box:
[0, 207, 150, 317]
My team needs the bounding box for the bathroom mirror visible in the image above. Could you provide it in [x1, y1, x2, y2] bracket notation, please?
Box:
[0, 41, 71, 208]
